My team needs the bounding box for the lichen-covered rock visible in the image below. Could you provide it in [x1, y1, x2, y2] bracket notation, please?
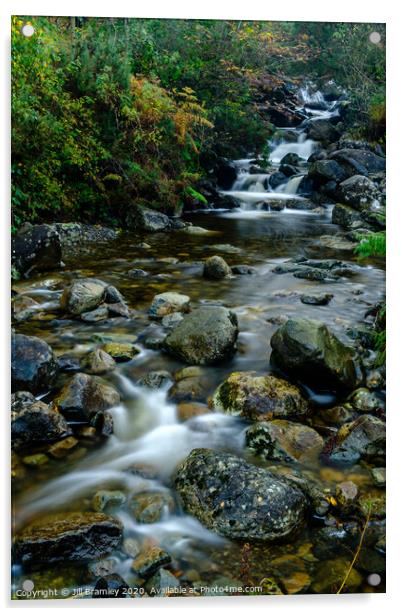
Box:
[245, 420, 324, 463]
[11, 395, 72, 451]
[11, 334, 58, 394]
[174, 449, 308, 541]
[129, 491, 175, 524]
[203, 255, 232, 280]
[270, 318, 361, 390]
[61, 279, 106, 316]
[212, 372, 308, 420]
[12, 295, 40, 322]
[14, 512, 123, 565]
[54, 372, 120, 422]
[101, 342, 140, 362]
[337, 175, 379, 210]
[308, 159, 348, 184]
[329, 148, 385, 176]
[164, 306, 238, 365]
[148, 291, 190, 319]
[348, 388, 385, 413]
[137, 370, 172, 390]
[81, 349, 116, 375]
[323, 414, 385, 466]
[12, 224, 62, 277]
[92, 490, 126, 512]
[332, 203, 365, 229]
[126, 204, 171, 232]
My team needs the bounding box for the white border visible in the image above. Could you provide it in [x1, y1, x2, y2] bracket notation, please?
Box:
[1, 1, 400, 613]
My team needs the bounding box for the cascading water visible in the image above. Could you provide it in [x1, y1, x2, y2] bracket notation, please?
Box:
[219, 83, 343, 215]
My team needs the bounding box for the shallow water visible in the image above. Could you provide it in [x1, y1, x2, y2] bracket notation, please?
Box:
[12, 205, 385, 596]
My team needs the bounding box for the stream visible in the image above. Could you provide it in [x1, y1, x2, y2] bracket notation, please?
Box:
[12, 84, 386, 597]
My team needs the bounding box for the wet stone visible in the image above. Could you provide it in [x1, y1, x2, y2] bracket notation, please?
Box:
[245, 420, 324, 463]
[47, 436, 79, 459]
[148, 291, 190, 319]
[81, 349, 116, 374]
[371, 467, 386, 487]
[131, 546, 172, 578]
[138, 370, 172, 390]
[93, 574, 129, 598]
[92, 490, 127, 512]
[129, 491, 175, 524]
[12, 334, 58, 394]
[101, 342, 140, 362]
[145, 568, 180, 596]
[203, 255, 232, 279]
[300, 293, 333, 306]
[311, 558, 362, 593]
[14, 512, 123, 565]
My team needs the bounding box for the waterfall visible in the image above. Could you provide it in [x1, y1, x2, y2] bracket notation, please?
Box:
[269, 133, 316, 164]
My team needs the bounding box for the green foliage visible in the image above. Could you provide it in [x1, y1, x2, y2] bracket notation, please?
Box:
[355, 231, 386, 258]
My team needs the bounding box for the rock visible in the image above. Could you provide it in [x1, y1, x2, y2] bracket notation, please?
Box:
[168, 376, 209, 402]
[93, 574, 129, 598]
[47, 436, 78, 459]
[81, 349, 116, 375]
[90, 410, 114, 436]
[335, 480, 359, 512]
[145, 569, 179, 596]
[11, 397, 72, 451]
[12, 224, 62, 277]
[126, 204, 171, 232]
[11, 334, 58, 394]
[122, 537, 141, 558]
[279, 163, 299, 177]
[80, 305, 109, 322]
[371, 467, 386, 487]
[332, 203, 364, 228]
[269, 171, 287, 189]
[174, 449, 308, 541]
[311, 558, 362, 593]
[12, 295, 40, 322]
[322, 81, 344, 101]
[203, 255, 232, 280]
[329, 148, 385, 176]
[164, 306, 238, 365]
[131, 546, 172, 578]
[306, 119, 340, 144]
[107, 302, 130, 318]
[300, 293, 333, 306]
[128, 268, 149, 279]
[23, 453, 49, 467]
[161, 311, 184, 329]
[212, 372, 308, 420]
[138, 370, 172, 390]
[55, 373, 120, 422]
[129, 491, 175, 523]
[337, 175, 378, 210]
[177, 402, 210, 422]
[101, 342, 140, 362]
[88, 557, 118, 577]
[181, 225, 218, 236]
[61, 279, 106, 316]
[270, 318, 361, 390]
[310, 235, 358, 254]
[92, 490, 126, 512]
[245, 420, 324, 463]
[308, 159, 348, 184]
[14, 512, 123, 565]
[280, 152, 302, 166]
[149, 291, 190, 319]
[216, 160, 237, 190]
[323, 414, 385, 466]
[348, 388, 384, 413]
[231, 264, 257, 275]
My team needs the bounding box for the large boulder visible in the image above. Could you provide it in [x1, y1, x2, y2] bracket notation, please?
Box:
[305, 119, 341, 144]
[12, 224, 62, 277]
[148, 291, 190, 319]
[332, 203, 365, 229]
[329, 148, 385, 176]
[11, 394, 72, 451]
[270, 318, 361, 390]
[308, 159, 348, 184]
[336, 175, 379, 210]
[203, 255, 232, 280]
[126, 205, 171, 232]
[212, 372, 308, 420]
[216, 160, 237, 190]
[164, 306, 238, 365]
[14, 512, 123, 565]
[54, 372, 120, 422]
[323, 415, 385, 466]
[174, 449, 308, 541]
[11, 334, 58, 394]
